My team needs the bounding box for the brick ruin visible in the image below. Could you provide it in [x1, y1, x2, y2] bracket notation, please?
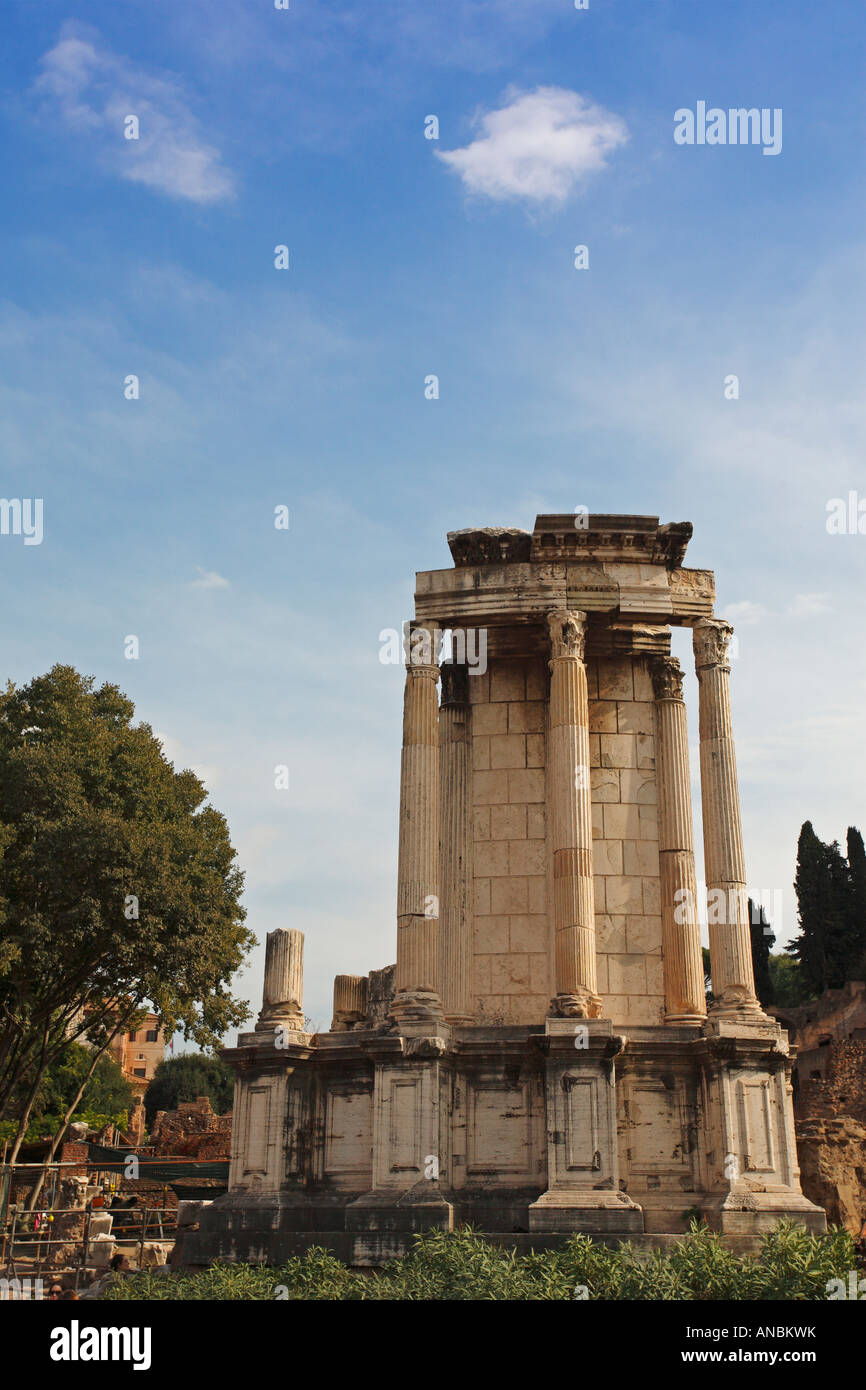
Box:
[150, 1097, 232, 1160]
[772, 981, 866, 1235]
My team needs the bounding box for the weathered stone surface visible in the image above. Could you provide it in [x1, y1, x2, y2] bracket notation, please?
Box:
[796, 1117, 865, 1236]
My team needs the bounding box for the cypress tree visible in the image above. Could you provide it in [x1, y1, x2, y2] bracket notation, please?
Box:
[844, 827, 866, 981]
[790, 821, 831, 995]
[748, 898, 775, 1005]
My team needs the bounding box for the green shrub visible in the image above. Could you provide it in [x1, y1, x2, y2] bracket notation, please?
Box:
[101, 1220, 855, 1301]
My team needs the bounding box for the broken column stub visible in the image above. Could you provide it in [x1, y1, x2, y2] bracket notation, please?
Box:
[255, 928, 305, 1034]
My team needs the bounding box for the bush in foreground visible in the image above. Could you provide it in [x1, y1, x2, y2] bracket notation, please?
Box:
[101, 1220, 855, 1301]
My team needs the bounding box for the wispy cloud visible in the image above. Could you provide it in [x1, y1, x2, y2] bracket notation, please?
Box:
[191, 567, 230, 589]
[32, 24, 235, 204]
[787, 592, 831, 618]
[723, 599, 766, 626]
[436, 86, 627, 204]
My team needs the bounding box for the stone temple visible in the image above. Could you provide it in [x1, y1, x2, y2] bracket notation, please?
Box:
[184, 514, 826, 1266]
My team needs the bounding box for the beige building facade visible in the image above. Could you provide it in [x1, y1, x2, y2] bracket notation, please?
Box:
[109, 1012, 165, 1093]
[187, 514, 825, 1265]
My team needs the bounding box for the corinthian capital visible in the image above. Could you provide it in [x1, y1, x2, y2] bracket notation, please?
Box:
[650, 655, 684, 701]
[547, 608, 587, 662]
[404, 621, 442, 673]
[693, 618, 734, 671]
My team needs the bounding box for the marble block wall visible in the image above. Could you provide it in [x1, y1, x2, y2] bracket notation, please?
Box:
[467, 652, 665, 1026]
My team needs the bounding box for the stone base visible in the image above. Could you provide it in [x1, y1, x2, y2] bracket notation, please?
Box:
[701, 1184, 827, 1237]
[179, 1223, 794, 1268]
[345, 1185, 454, 1235]
[528, 1188, 644, 1234]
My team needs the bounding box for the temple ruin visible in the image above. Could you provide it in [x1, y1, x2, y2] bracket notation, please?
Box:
[185, 513, 826, 1265]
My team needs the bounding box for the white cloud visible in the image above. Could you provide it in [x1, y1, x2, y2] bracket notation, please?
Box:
[787, 592, 831, 618]
[436, 86, 627, 204]
[191, 567, 230, 589]
[723, 600, 766, 626]
[32, 24, 234, 204]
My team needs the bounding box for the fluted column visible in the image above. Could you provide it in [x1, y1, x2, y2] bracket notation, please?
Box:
[439, 660, 473, 1023]
[693, 619, 760, 1015]
[255, 928, 305, 1031]
[547, 609, 602, 1018]
[332, 975, 368, 1031]
[392, 621, 445, 1025]
[650, 656, 706, 1023]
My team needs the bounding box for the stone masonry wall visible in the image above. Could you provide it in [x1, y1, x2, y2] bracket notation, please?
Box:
[590, 654, 665, 1026]
[797, 1040, 866, 1124]
[467, 651, 665, 1027]
[470, 657, 550, 1023]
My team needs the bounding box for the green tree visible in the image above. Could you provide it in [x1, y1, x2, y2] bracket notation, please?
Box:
[35, 1043, 134, 1124]
[0, 665, 254, 1161]
[790, 822, 845, 995]
[144, 1054, 235, 1124]
[748, 899, 775, 1005]
[768, 954, 809, 1008]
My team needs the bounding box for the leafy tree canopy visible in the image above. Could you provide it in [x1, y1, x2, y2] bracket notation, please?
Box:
[0, 665, 254, 1140]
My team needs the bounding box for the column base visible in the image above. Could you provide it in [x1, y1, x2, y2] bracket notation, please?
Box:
[254, 1008, 305, 1033]
[707, 994, 772, 1023]
[665, 1011, 707, 1025]
[389, 989, 445, 1027]
[548, 991, 604, 1019]
[528, 1188, 643, 1235]
[345, 1185, 454, 1235]
[700, 1185, 827, 1237]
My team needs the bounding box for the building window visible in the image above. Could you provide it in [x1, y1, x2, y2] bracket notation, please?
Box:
[133, 1068, 146, 1077]
[146, 1030, 158, 1043]
[128, 1031, 136, 1042]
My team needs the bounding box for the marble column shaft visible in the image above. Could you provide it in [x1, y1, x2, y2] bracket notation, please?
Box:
[332, 975, 368, 1031]
[650, 656, 706, 1023]
[393, 623, 444, 1019]
[693, 618, 758, 1012]
[439, 661, 473, 1023]
[256, 927, 304, 1030]
[547, 609, 602, 1017]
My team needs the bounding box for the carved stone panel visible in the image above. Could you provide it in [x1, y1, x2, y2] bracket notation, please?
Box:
[466, 1080, 534, 1180]
[324, 1085, 373, 1183]
[737, 1077, 775, 1173]
[562, 1074, 601, 1172]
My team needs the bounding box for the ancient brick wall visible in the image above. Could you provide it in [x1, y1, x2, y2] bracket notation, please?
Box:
[797, 1040, 866, 1124]
[150, 1096, 232, 1158]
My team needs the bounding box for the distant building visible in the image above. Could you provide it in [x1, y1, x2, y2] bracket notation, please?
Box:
[108, 1012, 166, 1093]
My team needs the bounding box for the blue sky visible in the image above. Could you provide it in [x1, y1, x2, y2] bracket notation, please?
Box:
[1, 0, 865, 1033]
